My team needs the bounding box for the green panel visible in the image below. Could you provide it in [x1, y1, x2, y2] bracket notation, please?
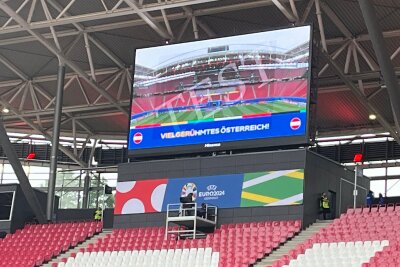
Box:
[244, 176, 303, 199]
[243, 171, 269, 182]
[240, 198, 265, 207]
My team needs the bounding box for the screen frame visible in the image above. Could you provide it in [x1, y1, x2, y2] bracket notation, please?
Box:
[0, 191, 15, 222]
[128, 24, 314, 158]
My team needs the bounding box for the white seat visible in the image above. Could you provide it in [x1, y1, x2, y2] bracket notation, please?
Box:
[157, 249, 168, 267]
[143, 250, 153, 267]
[129, 250, 138, 265]
[180, 249, 189, 267]
[195, 248, 204, 267]
[210, 252, 219, 267]
[136, 250, 146, 266]
[321, 243, 329, 249]
[304, 249, 313, 256]
[329, 243, 338, 248]
[150, 249, 160, 266]
[381, 240, 389, 247]
[372, 240, 381, 247]
[203, 248, 212, 267]
[364, 241, 372, 247]
[354, 241, 363, 247]
[172, 249, 182, 267]
[188, 248, 197, 264]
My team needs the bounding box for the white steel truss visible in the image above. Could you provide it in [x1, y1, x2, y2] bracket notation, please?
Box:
[0, 0, 397, 164]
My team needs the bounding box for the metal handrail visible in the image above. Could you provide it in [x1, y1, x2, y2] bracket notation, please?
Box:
[165, 202, 218, 240]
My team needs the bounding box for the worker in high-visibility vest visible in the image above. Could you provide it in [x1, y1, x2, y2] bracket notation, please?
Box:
[94, 208, 102, 221]
[320, 193, 330, 220]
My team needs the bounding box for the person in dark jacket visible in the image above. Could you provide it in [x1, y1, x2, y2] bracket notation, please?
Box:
[378, 193, 385, 206]
[366, 191, 374, 207]
[197, 203, 207, 218]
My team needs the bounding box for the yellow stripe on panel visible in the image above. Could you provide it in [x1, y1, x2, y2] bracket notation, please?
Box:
[286, 171, 304, 179]
[241, 191, 280, 204]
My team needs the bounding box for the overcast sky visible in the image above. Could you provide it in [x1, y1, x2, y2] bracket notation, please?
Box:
[135, 26, 311, 70]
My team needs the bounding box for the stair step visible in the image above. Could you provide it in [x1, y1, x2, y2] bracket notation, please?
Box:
[42, 232, 106, 267]
[252, 220, 333, 267]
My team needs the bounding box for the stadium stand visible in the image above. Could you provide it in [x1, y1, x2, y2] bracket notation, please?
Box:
[267, 205, 399, 267]
[52, 220, 301, 267]
[131, 79, 308, 115]
[0, 221, 102, 267]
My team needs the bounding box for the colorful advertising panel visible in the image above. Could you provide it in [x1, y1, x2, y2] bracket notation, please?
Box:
[129, 26, 312, 157]
[115, 169, 304, 215]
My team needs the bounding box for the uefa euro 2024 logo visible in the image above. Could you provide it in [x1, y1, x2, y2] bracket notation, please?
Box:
[182, 183, 224, 201]
[181, 182, 197, 200]
[207, 185, 217, 191]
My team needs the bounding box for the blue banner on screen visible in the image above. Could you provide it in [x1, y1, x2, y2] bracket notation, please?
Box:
[129, 112, 306, 149]
[129, 25, 312, 155]
[161, 174, 244, 210]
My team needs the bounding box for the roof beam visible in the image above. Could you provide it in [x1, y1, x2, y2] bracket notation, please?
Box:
[157, 0, 174, 38]
[320, 1, 379, 71]
[0, 66, 95, 138]
[0, 53, 29, 80]
[0, 50, 97, 137]
[0, 117, 47, 224]
[0, 0, 218, 35]
[2, 101, 130, 120]
[0, 0, 295, 38]
[319, 40, 351, 76]
[182, 6, 217, 38]
[319, 1, 352, 38]
[0, 98, 87, 167]
[123, 0, 172, 39]
[272, 0, 297, 22]
[359, 0, 400, 135]
[315, 0, 328, 51]
[271, 0, 297, 22]
[0, 66, 128, 88]
[321, 50, 400, 145]
[300, 0, 314, 24]
[46, 0, 126, 69]
[0, 1, 129, 116]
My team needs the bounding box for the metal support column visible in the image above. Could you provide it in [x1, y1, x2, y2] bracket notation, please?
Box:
[0, 117, 46, 223]
[358, 0, 400, 131]
[46, 63, 65, 221]
[82, 171, 91, 209]
[82, 139, 97, 209]
[353, 165, 358, 209]
[353, 164, 363, 209]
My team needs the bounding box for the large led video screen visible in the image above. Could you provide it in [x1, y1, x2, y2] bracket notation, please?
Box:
[129, 26, 312, 156]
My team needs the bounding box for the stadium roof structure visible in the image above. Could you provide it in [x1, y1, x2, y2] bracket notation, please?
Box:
[0, 0, 399, 157]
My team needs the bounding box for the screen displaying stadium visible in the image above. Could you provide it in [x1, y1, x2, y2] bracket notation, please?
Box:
[129, 26, 312, 156]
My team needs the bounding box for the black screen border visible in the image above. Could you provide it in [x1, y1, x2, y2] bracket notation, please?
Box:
[127, 24, 314, 158]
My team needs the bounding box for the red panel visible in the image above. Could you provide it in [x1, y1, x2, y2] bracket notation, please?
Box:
[114, 179, 168, 215]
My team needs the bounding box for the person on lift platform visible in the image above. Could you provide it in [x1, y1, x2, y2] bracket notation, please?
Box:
[197, 203, 207, 218]
[180, 193, 195, 216]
